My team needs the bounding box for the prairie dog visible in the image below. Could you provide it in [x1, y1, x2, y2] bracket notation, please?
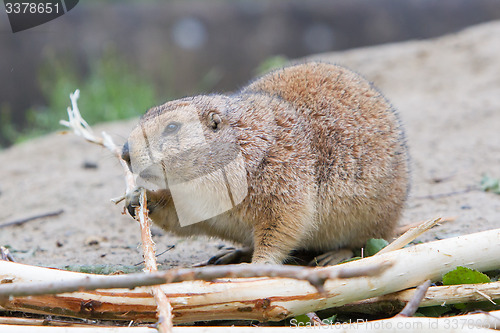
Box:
[123, 62, 409, 265]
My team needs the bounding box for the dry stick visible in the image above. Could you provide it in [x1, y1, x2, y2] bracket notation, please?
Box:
[0, 246, 15, 262]
[396, 279, 431, 317]
[137, 190, 173, 333]
[413, 187, 477, 200]
[60, 89, 172, 333]
[0, 209, 65, 229]
[395, 216, 455, 236]
[376, 217, 441, 255]
[59, 90, 135, 193]
[305, 312, 324, 326]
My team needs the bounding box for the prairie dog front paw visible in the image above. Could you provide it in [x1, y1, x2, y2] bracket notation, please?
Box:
[125, 187, 144, 217]
[125, 187, 171, 218]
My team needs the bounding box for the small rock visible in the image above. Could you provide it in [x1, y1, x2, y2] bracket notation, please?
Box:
[82, 161, 98, 169]
[84, 236, 107, 246]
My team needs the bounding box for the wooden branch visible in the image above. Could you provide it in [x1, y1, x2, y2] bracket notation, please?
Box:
[1, 228, 499, 323]
[0, 261, 388, 298]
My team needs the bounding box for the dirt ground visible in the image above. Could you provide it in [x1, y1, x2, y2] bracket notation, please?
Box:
[1, 21, 499, 270]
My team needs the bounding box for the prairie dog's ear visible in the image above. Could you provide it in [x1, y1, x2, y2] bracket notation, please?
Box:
[208, 111, 222, 132]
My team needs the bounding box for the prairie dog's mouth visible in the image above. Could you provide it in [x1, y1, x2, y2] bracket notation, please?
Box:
[136, 162, 193, 188]
[137, 164, 169, 189]
[139, 170, 164, 183]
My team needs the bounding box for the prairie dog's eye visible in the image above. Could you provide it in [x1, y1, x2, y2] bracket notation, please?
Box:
[163, 122, 181, 135]
[209, 112, 222, 132]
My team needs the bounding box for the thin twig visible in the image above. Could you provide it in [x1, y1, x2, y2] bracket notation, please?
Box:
[111, 195, 126, 204]
[137, 190, 157, 272]
[413, 187, 477, 200]
[305, 312, 324, 326]
[0, 209, 64, 228]
[396, 279, 431, 317]
[475, 289, 497, 305]
[60, 90, 134, 193]
[134, 246, 175, 266]
[59, 90, 99, 144]
[155, 245, 175, 258]
[0, 246, 15, 262]
[376, 218, 441, 255]
[395, 216, 455, 236]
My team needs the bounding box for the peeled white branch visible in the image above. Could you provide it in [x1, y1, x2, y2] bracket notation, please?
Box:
[1, 228, 499, 323]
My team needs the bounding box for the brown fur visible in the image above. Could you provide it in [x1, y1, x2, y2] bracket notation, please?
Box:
[123, 62, 409, 264]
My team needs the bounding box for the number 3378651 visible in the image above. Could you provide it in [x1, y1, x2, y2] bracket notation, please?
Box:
[5, 2, 60, 14]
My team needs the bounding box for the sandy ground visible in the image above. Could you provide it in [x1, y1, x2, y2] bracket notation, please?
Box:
[0, 21, 499, 270]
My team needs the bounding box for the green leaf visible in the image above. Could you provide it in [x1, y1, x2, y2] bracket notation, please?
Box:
[365, 238, 389, 256]
[340, 256, 362, 263]
[292, 314, 310, 325]
[480, 175, 500, 194]
[442, 266, 491, 285]
[322, 314, 337, 325]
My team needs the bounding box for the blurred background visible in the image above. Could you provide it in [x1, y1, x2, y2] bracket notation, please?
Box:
[2, 0, 500, 148]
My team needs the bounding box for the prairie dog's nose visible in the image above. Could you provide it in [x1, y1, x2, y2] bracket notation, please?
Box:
[122, 141, 131, 166]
